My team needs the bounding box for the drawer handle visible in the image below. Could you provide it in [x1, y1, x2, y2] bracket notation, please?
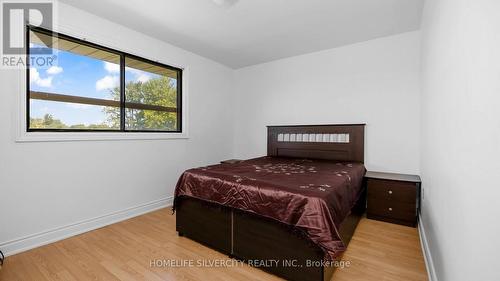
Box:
[388, 190, 393, 194]
[388, 207, 393, 211]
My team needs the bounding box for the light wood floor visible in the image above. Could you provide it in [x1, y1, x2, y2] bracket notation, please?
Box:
[0, 208, 428, 281]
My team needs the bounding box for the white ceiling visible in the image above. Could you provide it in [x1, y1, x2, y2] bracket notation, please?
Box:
[59, 0, 424, 69]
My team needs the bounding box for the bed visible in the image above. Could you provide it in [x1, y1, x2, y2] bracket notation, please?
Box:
[173, 124, 366, 281]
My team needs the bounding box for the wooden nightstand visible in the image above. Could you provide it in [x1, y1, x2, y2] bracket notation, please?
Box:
[220, 159, 243, 164]
[365, 171, 421, 227]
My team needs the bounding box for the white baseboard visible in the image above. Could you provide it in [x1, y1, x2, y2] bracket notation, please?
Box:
[0, 196, 173, 257]
[418, 215, 438, 281]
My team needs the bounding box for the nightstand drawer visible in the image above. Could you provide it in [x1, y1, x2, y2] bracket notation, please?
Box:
[367, 179, 416, 204]
[365, 171, 420, 227]
[367, 199, 416, 222]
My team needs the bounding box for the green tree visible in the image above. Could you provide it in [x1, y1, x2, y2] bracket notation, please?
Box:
[69, 123, 113, 130]
[30, 114, 68, 129]
[30, 114, 112, 130]
[106, 76, 177, 130]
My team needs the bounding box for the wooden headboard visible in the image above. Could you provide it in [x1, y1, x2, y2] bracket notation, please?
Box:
[267, 124, 365, 163]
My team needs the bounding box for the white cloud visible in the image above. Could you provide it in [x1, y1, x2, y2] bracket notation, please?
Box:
[126, 67, 151, 83]
[104, 62, 120, 73]
[30, 68, 53, 88]
[136, 74, 151, 83]
[96, 75, 119, 91]
[100, 62, 121, 90]
[125, 67, 141, 75]
[30, 68, 40, 81]
[103, 63, 153, 84]
[46, 66, 63, 75]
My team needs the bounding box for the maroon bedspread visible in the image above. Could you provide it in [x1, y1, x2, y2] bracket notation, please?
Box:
[173, 156, 366, 260]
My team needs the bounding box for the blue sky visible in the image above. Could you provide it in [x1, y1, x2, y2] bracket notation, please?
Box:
[30, 44, 161, 126]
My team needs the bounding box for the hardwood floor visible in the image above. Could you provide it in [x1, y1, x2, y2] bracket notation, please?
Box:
[0, 208, 428, 281]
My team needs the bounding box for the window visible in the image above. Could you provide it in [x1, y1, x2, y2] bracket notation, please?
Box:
[27, 26, 182, 133]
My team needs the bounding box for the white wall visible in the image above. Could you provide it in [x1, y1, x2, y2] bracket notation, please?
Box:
[233, 31, 421, 174]
[0, 2, 234, 255]
[420, 1, 500, 280]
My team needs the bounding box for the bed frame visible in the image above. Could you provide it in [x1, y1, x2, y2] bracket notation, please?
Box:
[176, 124, 366, 281]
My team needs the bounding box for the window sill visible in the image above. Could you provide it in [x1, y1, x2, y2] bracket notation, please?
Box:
[16, 131, 189, 142]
